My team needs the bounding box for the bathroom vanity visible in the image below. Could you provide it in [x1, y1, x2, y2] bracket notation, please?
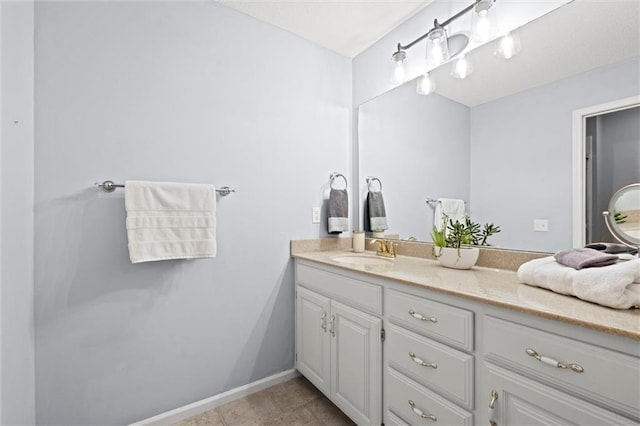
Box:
[292, 246, 640, 426]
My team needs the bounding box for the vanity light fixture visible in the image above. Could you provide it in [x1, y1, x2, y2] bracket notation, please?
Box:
[390, 0, 509, 93]
[390, 50, 407, 84]
[471, 0, 499, 43]
[425, 26, 450, 67]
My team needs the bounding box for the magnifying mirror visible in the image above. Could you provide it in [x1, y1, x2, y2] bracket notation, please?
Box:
[603, 183, 640, 250]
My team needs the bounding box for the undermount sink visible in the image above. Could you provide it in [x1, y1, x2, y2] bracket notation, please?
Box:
[331, 254, 395, 266]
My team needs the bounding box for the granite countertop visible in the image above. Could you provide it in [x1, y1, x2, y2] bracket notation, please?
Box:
[292, 249, 640, 340]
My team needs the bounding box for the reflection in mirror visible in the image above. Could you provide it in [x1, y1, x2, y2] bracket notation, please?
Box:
[585, 106, 640, 243]
[603, 183, 640, 248]
[357, 1, 640, 253]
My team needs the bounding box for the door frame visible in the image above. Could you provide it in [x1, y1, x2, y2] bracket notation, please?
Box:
[572, 95, 640, 247]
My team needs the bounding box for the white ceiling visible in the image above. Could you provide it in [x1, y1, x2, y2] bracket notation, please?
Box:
[216, 0, 433, 57]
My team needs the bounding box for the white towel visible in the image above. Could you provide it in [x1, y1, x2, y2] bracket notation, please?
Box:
[434, 198, 465, 231]
[517, 257, 640, 309]
[125, 181, 216, 263]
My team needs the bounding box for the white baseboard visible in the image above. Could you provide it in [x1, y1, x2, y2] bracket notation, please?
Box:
[130, 369, 300, 426]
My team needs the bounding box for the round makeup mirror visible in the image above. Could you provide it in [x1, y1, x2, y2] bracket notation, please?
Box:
[603, 183, 640, 249]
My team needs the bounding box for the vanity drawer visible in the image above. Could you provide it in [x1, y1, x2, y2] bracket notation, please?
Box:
[386, 367, 473, 426]
[387, 289, 473, 351]
[386, 324, 474, 409]
[484, 315, 640, 420]
[296, 263, 382, 315]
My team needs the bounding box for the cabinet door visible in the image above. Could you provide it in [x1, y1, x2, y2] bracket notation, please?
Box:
[330, 300, 382, 426]
[296, 287, 331, 396]
[484, 363, 637, 426]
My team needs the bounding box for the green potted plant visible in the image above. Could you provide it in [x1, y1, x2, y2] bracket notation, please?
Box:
[430, 215, 501, 269]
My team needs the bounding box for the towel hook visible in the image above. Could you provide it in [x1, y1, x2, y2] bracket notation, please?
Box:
[329, 172, 348, 190]
[366, 176, 382, 192]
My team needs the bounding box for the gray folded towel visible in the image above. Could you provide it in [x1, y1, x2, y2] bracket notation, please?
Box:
[585, 242, 638, 255]
[554, 248, 619, 270]
[328, 189, 348, 234]
[366, 191, 388, 232]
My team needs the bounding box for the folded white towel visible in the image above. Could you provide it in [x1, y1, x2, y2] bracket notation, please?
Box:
[125, 180, 216, 263]
[434, 198, 465, 231]
[517, 257, 640, 309]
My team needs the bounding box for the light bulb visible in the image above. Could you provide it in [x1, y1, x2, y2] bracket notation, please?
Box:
[471, 0, 498, 43]
[494, 32, 521, 59]
[426, 28, 449, 67]
[451, 54, 473, 79]
[390, 50, 407, 85]
[417, 72, 436, 95]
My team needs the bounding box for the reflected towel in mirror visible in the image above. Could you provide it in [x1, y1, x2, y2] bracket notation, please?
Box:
[434, 198, 465, 231]
[366, 191, 388, 232]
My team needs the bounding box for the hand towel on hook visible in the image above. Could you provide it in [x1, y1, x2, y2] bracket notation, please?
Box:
[125, 180, 216, 263]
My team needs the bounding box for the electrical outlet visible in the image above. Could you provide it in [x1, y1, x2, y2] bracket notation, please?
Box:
[312, 207, 321, 224]
[533, 219, 549, 232]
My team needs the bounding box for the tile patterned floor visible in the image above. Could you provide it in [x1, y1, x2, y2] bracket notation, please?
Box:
[173, 376, 355, 426]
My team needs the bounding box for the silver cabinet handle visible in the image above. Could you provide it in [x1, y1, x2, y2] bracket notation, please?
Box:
[488, 390, 498, 426]
[409, 352, 437, 369]
[320, 312, 327, 332]
[408, 309, 437, 323]
[525, 348, 584, 373]
[329, 315, 336, 337]
[408, 400, 437, 421]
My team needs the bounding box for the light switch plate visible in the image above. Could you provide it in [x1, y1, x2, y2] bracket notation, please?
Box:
[312, 207, 321, 224]
[533, 219, 549, 232]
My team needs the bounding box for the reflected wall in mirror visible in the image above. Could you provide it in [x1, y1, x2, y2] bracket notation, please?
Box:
[357, 1, 640, 253]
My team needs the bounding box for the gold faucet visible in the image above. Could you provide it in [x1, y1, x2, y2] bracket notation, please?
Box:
[370, 239, 398, 258]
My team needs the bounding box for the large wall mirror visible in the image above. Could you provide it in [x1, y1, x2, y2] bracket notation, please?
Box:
[358, 1, 639, 253]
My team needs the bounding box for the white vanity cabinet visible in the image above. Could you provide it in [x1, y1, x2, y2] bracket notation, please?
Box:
[482, 315, 640, 426]
[293, 254, 640, 426]
[295, 261, 382, 425]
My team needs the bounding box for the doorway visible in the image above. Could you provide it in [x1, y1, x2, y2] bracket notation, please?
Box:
[573, 96, 640, 247]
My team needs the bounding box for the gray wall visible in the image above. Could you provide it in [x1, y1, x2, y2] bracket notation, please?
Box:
[34, 2, 350, 425]
[470, 58, 640, 252]
[0, 0, 36, 424]
[359, 83, 470, 240]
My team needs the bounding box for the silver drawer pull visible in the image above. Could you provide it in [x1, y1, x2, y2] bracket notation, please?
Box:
[321, 312, 327, 332]
[408, 309, 437, 323]
[409, 352, 437, 369]
[488, 389, 498, 426]
[408, 400, 437, 421]
[525, 348, 584, 373]
[329, 315, 336, 337]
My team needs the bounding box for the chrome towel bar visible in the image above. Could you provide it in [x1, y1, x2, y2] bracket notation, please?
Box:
[95, 180, 235, 196]
[426, 197, 467, 206]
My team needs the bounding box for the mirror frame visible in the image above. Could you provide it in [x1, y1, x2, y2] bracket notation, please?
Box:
[603, 183, 640, 248]
[571, 95, 640, 247]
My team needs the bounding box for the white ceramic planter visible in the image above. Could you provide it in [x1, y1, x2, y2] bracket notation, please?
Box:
[435, 246, 480, 270]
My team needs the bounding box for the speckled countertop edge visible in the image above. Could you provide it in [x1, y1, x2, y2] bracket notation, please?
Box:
[291, 245, 640, 341]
